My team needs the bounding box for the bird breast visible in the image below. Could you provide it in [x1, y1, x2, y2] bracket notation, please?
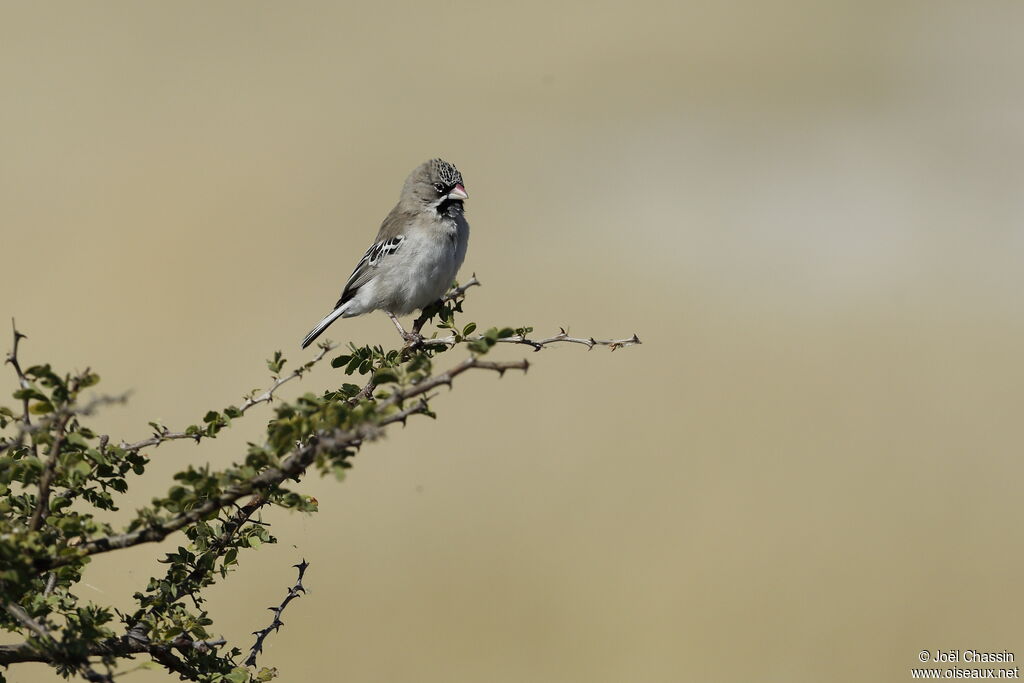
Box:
[381, 216, 468, 315]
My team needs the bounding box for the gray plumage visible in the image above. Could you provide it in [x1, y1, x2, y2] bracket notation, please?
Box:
[301, 159, 469, 348]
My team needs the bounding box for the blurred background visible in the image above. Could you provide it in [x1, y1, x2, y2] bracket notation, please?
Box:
[3, 1, 1023, 681]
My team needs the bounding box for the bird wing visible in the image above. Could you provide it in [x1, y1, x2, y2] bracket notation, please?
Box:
[333, 235, 405, 308]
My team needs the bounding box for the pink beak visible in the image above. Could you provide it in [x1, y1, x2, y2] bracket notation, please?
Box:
[447, 183, 468, 200]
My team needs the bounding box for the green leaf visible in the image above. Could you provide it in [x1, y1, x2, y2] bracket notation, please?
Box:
[67, 432, 90, 448]
[225, 668, 250, 683]
[29, 401, 54, 415]
[85, 448, 108, 465]
[13, 387, 48, 402]
[467, 340, 491, 354]
[462, 322, 477, 336]
[267, 351, 286, 374]
[372, 369, 399, 385]
[78, 371, 100, 388]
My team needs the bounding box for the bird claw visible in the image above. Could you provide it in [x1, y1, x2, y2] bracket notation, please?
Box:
[402, 332, 424, 350]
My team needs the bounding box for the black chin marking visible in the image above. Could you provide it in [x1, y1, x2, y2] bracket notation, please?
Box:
[436, 198, 464, 217]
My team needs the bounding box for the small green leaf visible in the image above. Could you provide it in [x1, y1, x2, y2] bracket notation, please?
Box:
[467, 340, 490, 354]
[372, 369, 399, 385]
[29, 401, 54, 415]
[267, 351, 286, 374]
[78, 372, 101, 388]
[226, 668, 250, 683]
[13, 388, 48, 402]
[67, 432, 90, 448]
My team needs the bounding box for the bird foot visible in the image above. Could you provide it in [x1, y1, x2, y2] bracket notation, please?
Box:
[401, 331, 425, 350]
[387, 312, 425, 350]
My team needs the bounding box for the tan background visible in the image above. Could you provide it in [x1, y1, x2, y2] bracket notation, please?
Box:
[3, 1, 1024, 681]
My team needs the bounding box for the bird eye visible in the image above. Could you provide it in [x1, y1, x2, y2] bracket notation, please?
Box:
[433, 182, 445, 194]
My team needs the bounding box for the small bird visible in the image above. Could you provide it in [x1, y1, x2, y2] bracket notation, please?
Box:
[301, 159, 469, 349]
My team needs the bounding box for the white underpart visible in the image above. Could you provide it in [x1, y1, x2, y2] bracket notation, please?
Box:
[345, 218, 468, 317]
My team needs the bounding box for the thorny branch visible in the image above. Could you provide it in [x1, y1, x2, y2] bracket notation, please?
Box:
[4, 319, 37, 461]
[245, 561, 309, 667]
[0, 632, 227, 667]
[34, 356, 529, 572]
[118, 342, 337, 454]
[418, 329, 642, 352]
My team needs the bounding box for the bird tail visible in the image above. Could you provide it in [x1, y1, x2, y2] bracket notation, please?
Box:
[301, 305, 348, 349]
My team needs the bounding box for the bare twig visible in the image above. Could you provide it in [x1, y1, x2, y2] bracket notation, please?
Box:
[245, 560, 309, 667]
[5, 319, 30, 422]
[119, 342, 336, 454]
[444, 273, 481, 301]
[417, 329, 642, 352]
[238, 343, 335, 413]
[5, 319, 38, 462]
[382, 357, 529, 405]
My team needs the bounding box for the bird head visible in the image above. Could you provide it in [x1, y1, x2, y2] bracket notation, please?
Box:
[403, 158, 467, 216]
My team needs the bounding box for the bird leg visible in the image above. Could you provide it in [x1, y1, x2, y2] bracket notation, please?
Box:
[387, 312, 423, 348]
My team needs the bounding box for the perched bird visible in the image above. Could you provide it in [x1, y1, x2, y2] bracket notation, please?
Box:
[301, 159, 469, 348]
